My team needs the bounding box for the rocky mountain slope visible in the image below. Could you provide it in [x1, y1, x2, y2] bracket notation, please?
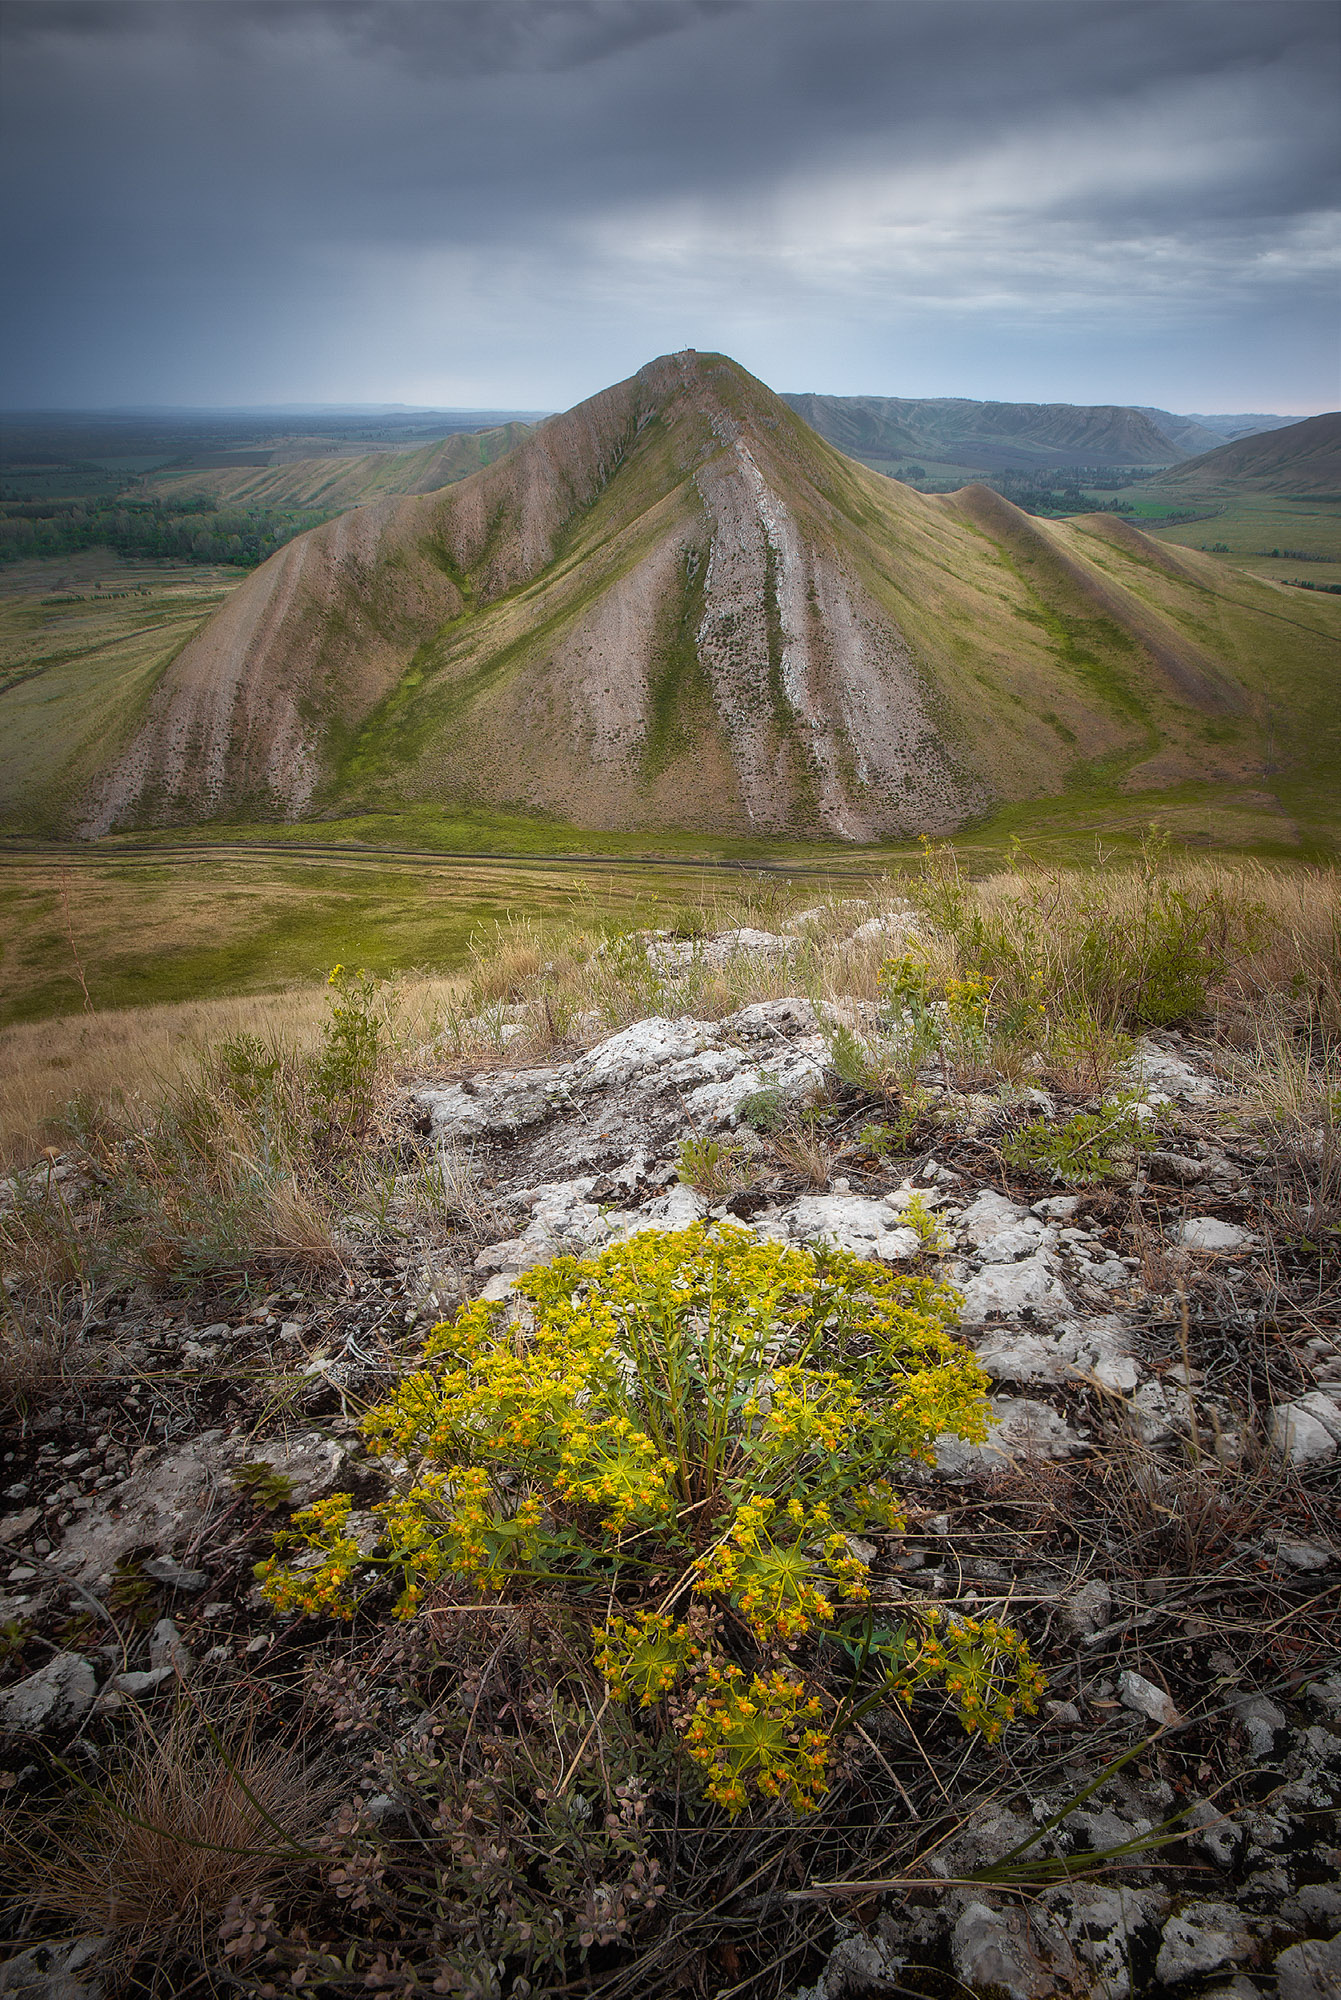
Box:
[1139, 411, 1341, 499]
[64, 352, 1341, 844]
[781, 393, 1219, 470]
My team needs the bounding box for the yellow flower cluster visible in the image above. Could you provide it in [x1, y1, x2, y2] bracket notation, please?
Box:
[682, 1667, 830, 1817]
[693, 1494, 869, 1643]
[888, 1607, 1047, 1742]
[594, 1613, 694, 1707]
[255, 1494, 363, 1617]
[257, 1223, 1043, 1813]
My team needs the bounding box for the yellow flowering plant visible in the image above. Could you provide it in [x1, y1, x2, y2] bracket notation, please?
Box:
[259, 1224, 1044, 1815]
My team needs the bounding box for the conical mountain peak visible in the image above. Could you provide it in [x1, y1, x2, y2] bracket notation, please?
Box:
[72, 354, 1335, 842]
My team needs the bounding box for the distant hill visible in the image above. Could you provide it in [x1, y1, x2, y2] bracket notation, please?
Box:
[1141, 412, 1341, 498]
[144, 423, 536, 510]
[43, 352, 1336, 846]
[1180, 413, 1296, 441]
[782, 393, 1214, 472]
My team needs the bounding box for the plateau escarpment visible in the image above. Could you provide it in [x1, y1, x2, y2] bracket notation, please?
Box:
[58, 353, 1341, 841]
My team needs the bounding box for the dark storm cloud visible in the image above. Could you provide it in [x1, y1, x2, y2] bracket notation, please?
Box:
[2, 0, 1336, 408]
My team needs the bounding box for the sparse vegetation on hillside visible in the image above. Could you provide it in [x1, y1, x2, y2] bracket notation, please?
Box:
[2, 843, 1338, 1996]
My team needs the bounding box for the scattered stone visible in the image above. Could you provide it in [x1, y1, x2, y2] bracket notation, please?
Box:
[0, 1507, 40, 1546]
[1118, 1669, 1180, 1728]
[0, 1934, 109, 1999]
[1232, 1693, 1288, 1759]
[148, 1617, 190, 1673]
[141, 1555, 208, 1592]
[1178, 1217, 1253, 1252]
[1273, 1937, 1341, 2000]
[1125, 1037, 1217, 1101]
[1059, 1580, 1112, 1639]
[109, 1665, 177, 1697]
[0, 1652, 97, 1734]
[1154, 1902, 1256, 1986]
[1271, 1392, 1341, 1465]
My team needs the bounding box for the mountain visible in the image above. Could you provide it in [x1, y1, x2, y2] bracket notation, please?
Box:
[143, 423, 536, 511]
[1180, 413, 1296, 441]
[781, 393, 1195, 471]
[1137, 412, 1341, 499]
[1128, 409, 1227, 457]
[47, 352, 1340, 844]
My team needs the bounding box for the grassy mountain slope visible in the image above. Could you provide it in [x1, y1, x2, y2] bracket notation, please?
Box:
[143, 423, 535, 511]
[782, 393, 1192, 471]
[24, 351, 1338, 845]
[1138, 412, 1341, 498]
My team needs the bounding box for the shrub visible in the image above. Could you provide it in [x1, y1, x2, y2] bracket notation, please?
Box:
[1002, 1096, 1159, 1185]
[260, 1227, 1044, 1815]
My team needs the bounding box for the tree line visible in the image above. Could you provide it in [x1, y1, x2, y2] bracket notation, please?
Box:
[0, 492, 330, 567]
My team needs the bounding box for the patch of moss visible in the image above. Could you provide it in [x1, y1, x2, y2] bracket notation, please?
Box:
[641, 546, 711, 781]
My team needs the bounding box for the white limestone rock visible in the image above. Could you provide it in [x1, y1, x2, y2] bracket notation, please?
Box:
[1178, 1217, 1253, 1252]
[1274, 1937, 1341, 2000]
[569, 1016, 718, 1090]
[234, 1431, 353, 1508]
[47, 1430, 232, 1587]
[0, 1652, 97, 1735]
[684, 1043, 828, 1127]
[958, 1190, 1039, 1249]
[1037, 1885, 1169, 2000]
[722, 997, 819, 1038]
[958, 1255, 1072, 1325]
[1271, 1391, 1341, 1465]
[761, 1195, 919, 1262]
[951, 1902, 1059, 1999]
[1124, 1037, 1218, 1102]
[1154, 1903, 1254, 1987]
[936, 1397, 1088, 1476]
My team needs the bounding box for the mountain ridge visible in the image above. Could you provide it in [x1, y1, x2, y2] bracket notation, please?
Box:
[1138, 411, 1341, 498]
[781, 393, 1217, 471]
[22, 351, 1336, 845]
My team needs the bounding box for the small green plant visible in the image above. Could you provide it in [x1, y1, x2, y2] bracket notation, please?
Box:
[260, 1226, 1044, 1816]
[676, 1134, 752, 1199]
[900, 1191, 951, 1253]
[1002, 1096, 1158, 1185]
[735, 1072, 787, 1133]
[108, 1555, 158, 1629]
[859, 1090, 935, 1157]
[230, 1462, 299, 1512]
[312, 965, 387, 1141]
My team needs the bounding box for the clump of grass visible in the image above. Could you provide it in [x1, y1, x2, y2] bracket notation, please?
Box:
[676, 1133, 754, 1199]
[8, 1700, 338, 1982]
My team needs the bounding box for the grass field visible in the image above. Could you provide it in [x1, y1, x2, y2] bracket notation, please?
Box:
[0, 552, 245, 832]
[1130, 494, 1341, 587]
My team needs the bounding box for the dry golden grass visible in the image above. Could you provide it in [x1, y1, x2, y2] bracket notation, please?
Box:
[9, 1699, 339, 1977]
[0, 975, 464, 1171]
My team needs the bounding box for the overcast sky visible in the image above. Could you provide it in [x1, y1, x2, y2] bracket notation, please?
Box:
[2, 0, 1337, 413]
